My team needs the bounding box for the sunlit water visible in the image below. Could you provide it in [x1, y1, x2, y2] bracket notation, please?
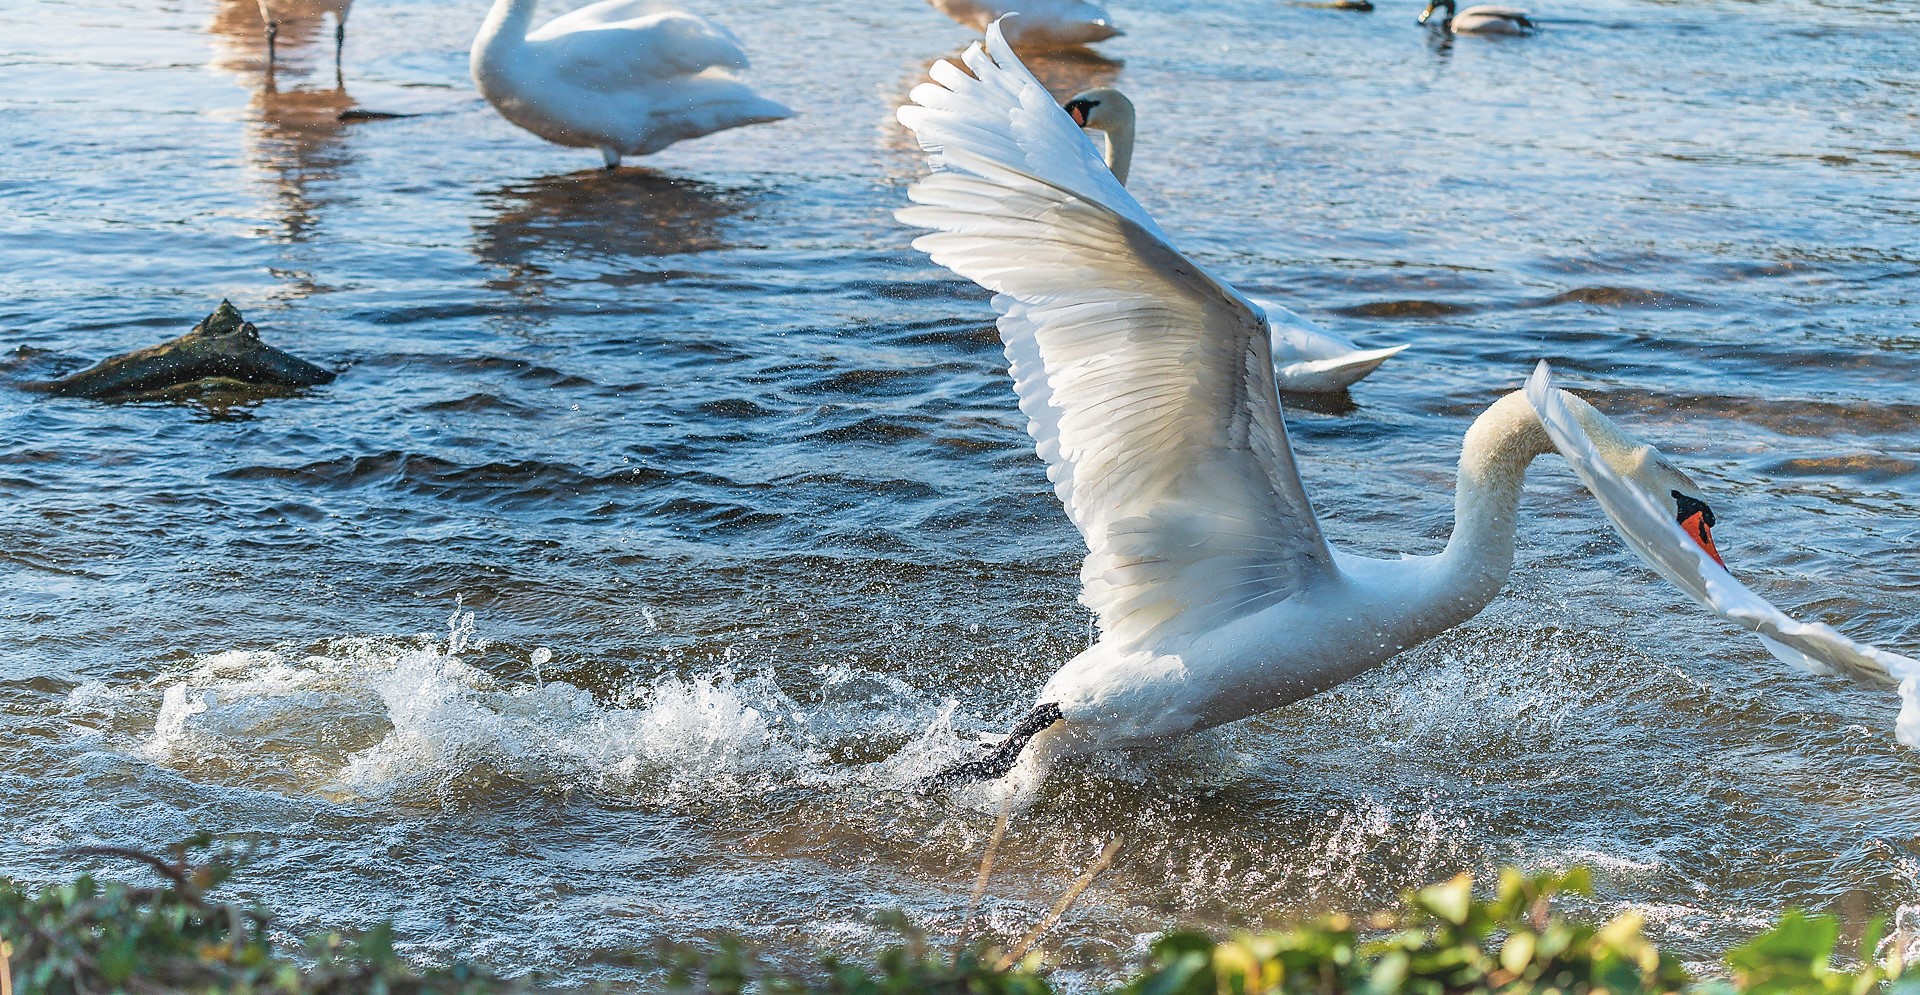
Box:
[2, 0, 1918, 985]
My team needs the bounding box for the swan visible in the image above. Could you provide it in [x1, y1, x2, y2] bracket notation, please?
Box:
[471, 0, 792, 168]
[1063, 88, 1407, 394]
[896, 22, 1919, 797]
[1419, 0, 1534, 35]
[255, 0, 352, 78]
[927, 0, 1120, 50]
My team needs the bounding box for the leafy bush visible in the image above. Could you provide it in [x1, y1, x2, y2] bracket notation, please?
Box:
[2, 835, 1912, 995]
[0, 834, 519, 994]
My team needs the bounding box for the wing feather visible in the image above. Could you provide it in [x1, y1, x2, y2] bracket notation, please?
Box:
[897, 20, 1332, 645]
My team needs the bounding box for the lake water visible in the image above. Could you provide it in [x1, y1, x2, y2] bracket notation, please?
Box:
[2, 0, 1917, 985]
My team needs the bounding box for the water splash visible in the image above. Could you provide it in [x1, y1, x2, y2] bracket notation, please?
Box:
[115, 620, 829, 809]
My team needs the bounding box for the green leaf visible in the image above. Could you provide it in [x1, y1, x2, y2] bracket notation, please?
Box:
[1500, 931, 1536, 975]
[1414, 874, 1474, 926]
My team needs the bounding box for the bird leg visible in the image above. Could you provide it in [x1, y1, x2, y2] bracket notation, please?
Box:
[333, 17, 346, 88]
[264, 19, 278, 70]
[599, 147, 622, 169]
[917, 702, 1063, 794]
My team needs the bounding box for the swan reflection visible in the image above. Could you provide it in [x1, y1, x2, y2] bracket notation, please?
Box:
[242, 79, 356, 248]
[208, 0, 368, 258]
[473, 169, 754, 295]
[1021, 46, 1124, 99]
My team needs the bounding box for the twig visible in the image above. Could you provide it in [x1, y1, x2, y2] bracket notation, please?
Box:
[995, 835, 1124, 971]
[67, 846, 198, 901]
[955, 792, 1016, 955]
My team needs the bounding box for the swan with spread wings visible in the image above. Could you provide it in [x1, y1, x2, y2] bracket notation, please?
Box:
[897, 20, 1919, 797]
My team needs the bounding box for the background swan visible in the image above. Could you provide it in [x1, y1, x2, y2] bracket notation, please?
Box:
[1062, 87, 1406, 394]
[471, 0, 792, 168]
[255, 0, 352, 78]
[1420, 0, 1534, 35]
[928, 0, 1120, 50]
[898, 22, 1918, 798]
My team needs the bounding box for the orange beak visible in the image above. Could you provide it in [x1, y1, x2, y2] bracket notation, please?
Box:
[1068, 105, 1088, 127]
[1679, 510, 1725, 568]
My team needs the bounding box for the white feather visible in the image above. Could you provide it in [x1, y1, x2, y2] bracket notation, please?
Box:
[896, 24, 1331, 645]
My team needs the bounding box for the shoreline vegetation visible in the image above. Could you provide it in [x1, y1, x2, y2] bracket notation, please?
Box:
[1, 835, 1911, 995]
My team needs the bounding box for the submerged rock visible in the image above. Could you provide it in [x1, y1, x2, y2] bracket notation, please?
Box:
[30, 300, 334, 401]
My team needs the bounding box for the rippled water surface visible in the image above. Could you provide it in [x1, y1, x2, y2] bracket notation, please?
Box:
[3, 0, 1919, 984]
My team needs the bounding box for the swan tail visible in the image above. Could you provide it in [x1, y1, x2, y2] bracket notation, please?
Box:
[917, 702, 1064, 794]
[1276, 343, 1409, 393]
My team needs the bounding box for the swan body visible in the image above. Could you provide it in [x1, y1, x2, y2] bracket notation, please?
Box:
[471, 0, 792, 167]
[1063, 87, 1406, 394]
[1420, 0, 1534, 34]
[255, 0, 352, 76]
[898, 22, 1920, 795]
[927, 0, 1120, 49]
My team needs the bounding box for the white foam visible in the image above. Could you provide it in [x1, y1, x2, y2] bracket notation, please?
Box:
[99, 616, 832, 809]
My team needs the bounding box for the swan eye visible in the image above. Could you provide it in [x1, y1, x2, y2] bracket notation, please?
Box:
[1672, 490, 1725, 568]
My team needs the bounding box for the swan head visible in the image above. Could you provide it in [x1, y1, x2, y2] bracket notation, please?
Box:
[1559, 393, 1726, 568]
[1063, 88, 1134, 133]
[1063, 88, 1136, 184]
[1418, 0, 1456, 24]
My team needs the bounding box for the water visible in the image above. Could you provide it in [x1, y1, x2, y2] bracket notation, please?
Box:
[2, 0, 1918, 984]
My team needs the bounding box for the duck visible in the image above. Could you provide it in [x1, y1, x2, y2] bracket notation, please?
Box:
[897, 21, 1920, 799]
[926, 0, 1120, 50]
[1419, 0, 1534, 35]
[1061, 87, 1406, 394]
[254, 0, 353, 79]
[471, 0, 792, 168]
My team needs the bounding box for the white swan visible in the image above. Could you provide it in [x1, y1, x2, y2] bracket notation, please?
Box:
[1419, 0, 1534, 35]
[255, 0, 352, 77]
[471, 0, 792, 168]
[927, 0, 1120, 50]
[1063, 88, 1407, 394]
[897, 22, 1919, 796]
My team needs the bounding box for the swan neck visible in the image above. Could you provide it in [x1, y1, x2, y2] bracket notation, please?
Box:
[1100, 117, 1134, 186]
[473, 0, 537, 67]
[1432, 389, 1554, 608]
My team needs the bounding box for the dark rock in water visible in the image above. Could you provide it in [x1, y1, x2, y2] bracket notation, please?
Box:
[29, 301, 334, 401]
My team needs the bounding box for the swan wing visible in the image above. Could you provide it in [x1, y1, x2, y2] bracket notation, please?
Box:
[531, 0, 676, 35]
[531, 10, 752, 87]
[1526, 362, 1920, 745]
[897, 21, 1333, 645]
